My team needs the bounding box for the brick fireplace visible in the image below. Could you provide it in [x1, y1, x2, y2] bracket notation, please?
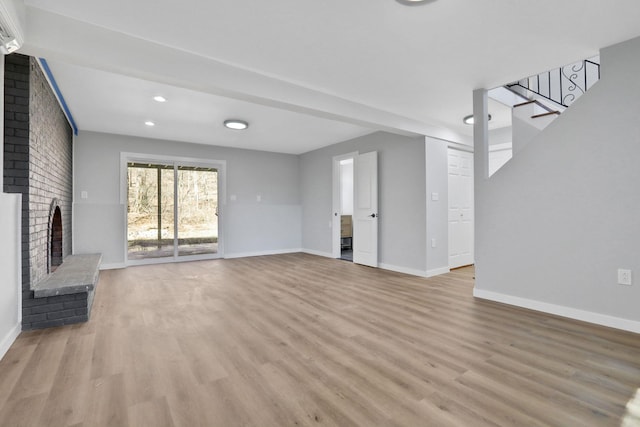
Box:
[2, 53, 90, 330]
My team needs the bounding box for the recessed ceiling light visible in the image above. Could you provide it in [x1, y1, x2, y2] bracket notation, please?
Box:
[463, 114, 492, 125]
[224, 119, 249, 130]
[153, 95, 167, 103]
[144, 121, 155, 127]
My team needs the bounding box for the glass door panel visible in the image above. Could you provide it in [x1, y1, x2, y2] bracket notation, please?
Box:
[177, 167, 218, 256]
[127, 163, 175, 260]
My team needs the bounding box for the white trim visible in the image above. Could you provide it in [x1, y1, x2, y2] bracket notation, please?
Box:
[0, 322, 21, 362]
[379, 263, 428, 278]
[225, 248, 302, 259]
[302, 248, 334, 258]
[426, 267, 450, 277]
[99, 262, 127, 270]
[473, 288, 640, 334]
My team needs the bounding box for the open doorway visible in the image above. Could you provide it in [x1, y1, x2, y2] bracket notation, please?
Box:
[332, 152, 357, 261]
[339, 158, 354, 261]
[332, 151, 379, 266]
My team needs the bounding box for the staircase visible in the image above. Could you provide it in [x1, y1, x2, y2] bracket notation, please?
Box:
[486, 57, 600, 175]
[507, 57, 600, 108]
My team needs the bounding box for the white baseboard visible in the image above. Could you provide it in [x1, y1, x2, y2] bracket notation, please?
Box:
[0, 322, 21, 362]
[225, 248, 302, 259]
[379, 263, 428, 278]
[426, 267, 450, 277]
[301, 249, 334, 258]
[473, 288, 640, 334]
[99, 262, 126, 270]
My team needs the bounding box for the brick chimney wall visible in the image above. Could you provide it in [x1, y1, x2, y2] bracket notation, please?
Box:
[3, 53, 79, 330]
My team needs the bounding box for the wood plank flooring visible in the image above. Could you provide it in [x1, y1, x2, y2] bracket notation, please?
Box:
[1, 253, 639, 426]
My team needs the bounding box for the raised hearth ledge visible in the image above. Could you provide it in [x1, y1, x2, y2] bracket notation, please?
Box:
[33, 254, 102, 298]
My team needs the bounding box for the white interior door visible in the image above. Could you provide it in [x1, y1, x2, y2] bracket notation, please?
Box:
[448, 149, 474, 268]
[353, 151, 378, 267]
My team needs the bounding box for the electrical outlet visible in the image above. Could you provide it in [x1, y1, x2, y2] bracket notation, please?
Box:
[617, 269, 632, 286]
[431, 238, 437, 248]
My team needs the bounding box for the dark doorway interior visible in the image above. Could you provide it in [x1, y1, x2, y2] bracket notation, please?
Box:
[50, 206, 63, 272]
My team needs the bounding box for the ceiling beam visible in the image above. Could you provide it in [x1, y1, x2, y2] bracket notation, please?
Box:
[21, 7, 468, 145]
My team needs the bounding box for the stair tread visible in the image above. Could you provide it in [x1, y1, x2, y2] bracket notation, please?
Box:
[531, 111, 561, 119]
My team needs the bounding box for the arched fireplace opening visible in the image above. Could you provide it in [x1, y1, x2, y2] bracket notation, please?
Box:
[49, 200, 63, 273]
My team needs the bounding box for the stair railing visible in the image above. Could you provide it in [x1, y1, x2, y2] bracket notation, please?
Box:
[507, 59, 600, 108]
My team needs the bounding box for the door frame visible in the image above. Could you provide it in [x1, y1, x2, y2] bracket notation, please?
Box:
[332, 152, 358, 258]
[120, 152, 226, 266]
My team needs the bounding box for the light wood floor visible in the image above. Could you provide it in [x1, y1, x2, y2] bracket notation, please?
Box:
[1, 253, 639, 426]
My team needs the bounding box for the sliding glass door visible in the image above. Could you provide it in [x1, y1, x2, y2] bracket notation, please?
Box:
[127, 161, 219, 262]
[177, 166, 218, 256]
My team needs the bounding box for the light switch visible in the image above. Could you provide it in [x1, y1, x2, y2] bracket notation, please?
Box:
[81, 191, 88, 199]
[431, 192, 439, 201]
[257, 194, 262, 202]
[230, 194, 237, 201]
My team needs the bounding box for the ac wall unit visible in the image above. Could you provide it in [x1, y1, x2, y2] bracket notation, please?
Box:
[0, 1, 23, 54]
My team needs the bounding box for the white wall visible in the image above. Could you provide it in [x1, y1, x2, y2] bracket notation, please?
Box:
[339, 159, 353, 215]
[425, 137, 449, 276]
[488, 144, 512, 177]
[74, 131, 301, 266]
[301, 131, 427, 275]
[475, 36, 640, 332]
[0, 50, 22, 361]
[0, 193, 21, 360]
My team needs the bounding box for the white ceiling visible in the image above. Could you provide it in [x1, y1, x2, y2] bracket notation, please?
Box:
[16, 0, 640, 154]
[43, 60, 375, 154]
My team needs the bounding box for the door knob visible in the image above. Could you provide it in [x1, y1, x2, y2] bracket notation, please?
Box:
[369, 213, 377, 218]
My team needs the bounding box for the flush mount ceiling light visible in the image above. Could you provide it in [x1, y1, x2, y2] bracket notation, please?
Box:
[463, 114, 492, 125]
[153, 95, 167, 103]
[224, 119, 249, 130]
[395, 0, 437, 5]
[144, 121, 155, 127]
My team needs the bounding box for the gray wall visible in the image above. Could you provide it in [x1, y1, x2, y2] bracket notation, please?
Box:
[74, 131, 301, 266]
[301, 131, 427, 274]
[476, 36, 640, 327]
[425, 137, 449, 275]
